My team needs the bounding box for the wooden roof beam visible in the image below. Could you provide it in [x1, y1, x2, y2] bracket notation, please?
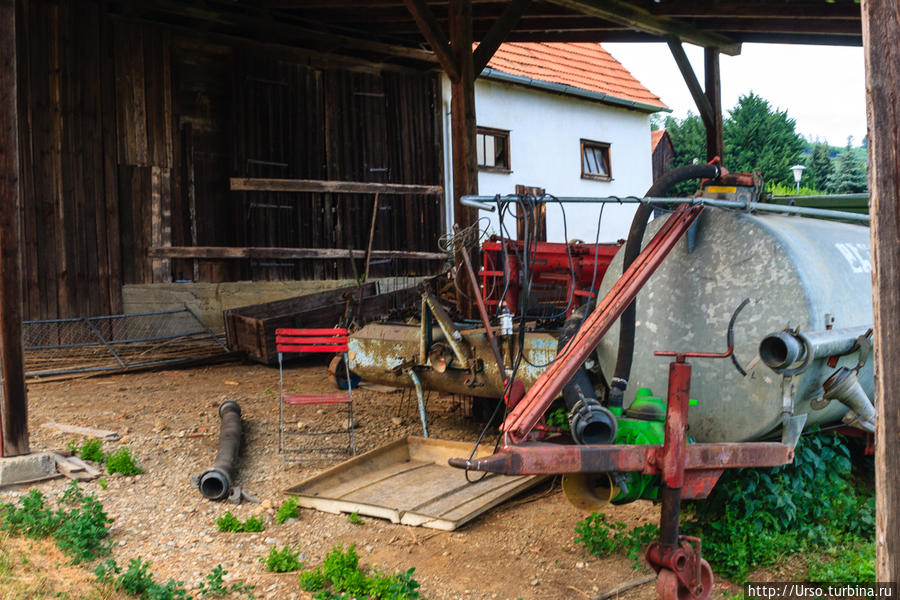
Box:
[404, 0, 460, 80]
[474, 0, 532, 75]
[546, 0, 741, 55]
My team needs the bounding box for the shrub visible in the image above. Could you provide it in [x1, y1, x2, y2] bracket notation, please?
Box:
[199, 564, 255, 598]
[684, 431, 874, 582]
[106, 447, 142, 475]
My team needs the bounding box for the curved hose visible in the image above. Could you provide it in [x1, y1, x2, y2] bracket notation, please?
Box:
[610, 163, 721, 406]
[559, 303, 617, 444]
[198, 400, 243, 501]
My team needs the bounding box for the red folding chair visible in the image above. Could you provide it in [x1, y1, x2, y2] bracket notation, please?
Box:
[276, 328, 356, 462]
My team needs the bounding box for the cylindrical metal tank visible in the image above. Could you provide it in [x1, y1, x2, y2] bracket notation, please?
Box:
[594, 207, 873, 442]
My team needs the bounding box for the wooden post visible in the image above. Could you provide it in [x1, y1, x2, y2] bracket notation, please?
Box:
[448, 0, 478, 232]
[861, 0, 900, 580]
[0, 0, 30, 457]
[703, 48, 723, 162]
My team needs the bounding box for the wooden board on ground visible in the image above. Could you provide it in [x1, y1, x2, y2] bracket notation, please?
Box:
[284, 436, 546, 531]
[42, 422, 120, 441]
[52, 453, 101, 481]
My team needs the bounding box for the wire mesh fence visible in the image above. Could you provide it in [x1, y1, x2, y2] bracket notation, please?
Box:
[24, 309, 229, 378]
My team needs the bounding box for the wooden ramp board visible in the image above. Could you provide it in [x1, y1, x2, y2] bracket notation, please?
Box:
[284, 437, 546, 531]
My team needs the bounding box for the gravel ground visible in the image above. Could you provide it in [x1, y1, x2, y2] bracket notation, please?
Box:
[6, 360, 693, 600]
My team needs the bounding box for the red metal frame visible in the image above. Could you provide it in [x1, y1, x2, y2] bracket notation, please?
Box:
[451, 343, 795, 600]
[480, 237, 622, 317]
[501, 205, 705, 443]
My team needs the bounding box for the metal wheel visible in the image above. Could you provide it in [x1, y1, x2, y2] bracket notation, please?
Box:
[655, 560, 713, 600]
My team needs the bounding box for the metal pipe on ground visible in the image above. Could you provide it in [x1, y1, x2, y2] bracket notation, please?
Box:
[198, 400, 243, 501]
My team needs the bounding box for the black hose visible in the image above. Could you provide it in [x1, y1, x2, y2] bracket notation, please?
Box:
[198, 400, 243, 501]
[610, 164, 721, 407]
[559, 302, 617, 444]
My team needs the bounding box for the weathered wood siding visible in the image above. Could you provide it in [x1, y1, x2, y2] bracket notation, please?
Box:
[15, 0, 443, 320]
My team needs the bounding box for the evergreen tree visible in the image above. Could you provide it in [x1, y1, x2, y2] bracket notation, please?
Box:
[723, 92, 806, 187]
[825, 140, 868, 193]
[804, 142, 833, 192]
[663, 112, 706, 196]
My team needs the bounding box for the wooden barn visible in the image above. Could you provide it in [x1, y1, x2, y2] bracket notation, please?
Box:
[12, 0, 448, 323]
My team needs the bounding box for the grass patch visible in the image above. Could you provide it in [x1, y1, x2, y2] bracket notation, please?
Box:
[0, 533, 128, 600]
[300, 544, 423, 600]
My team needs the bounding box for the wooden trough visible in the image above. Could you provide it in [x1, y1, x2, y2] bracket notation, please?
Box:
[284, 437, 546, 531]
[224, 282, 422, 364]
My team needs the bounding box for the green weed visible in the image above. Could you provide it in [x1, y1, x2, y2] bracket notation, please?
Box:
[347, 512, 364, 525]
[216, 511, 264, 533]
[299, 544, 422, 600]
[78, 438, 106, 463]
[683, 431, 874, 582]
[98, 477, 109, 490]
[0, 487, 112, 564]
[574, 513, 658, 568]
[198, 564, 255, 598]
[275, 498, 299, 524]
[546, 407, 570, 431]
[106, 447, 142, 475]
[95, 557, 192, 600]
[263, 545, 303, 573]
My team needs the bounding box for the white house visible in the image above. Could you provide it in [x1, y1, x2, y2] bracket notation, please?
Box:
[442, 42, 668, 243]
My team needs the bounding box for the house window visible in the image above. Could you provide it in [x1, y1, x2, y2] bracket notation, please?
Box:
[581, 139, 611, 181]
[476, 127, 510, 172]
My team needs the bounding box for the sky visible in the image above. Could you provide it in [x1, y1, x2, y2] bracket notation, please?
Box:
[604, 42, 868, 147]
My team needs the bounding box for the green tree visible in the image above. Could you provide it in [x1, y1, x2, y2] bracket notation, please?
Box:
[825, 140, 868, 193]
[723, 92, 806, 187]
[663, 112, 706, 196]
[805, 142, 834, 192]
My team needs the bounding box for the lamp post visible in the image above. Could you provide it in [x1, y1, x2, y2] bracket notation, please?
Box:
[790, 164, 806, 192]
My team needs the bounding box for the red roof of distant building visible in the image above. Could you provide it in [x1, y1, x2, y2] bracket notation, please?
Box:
[484, 42, 667, 111]
[651, 129, 669, 151]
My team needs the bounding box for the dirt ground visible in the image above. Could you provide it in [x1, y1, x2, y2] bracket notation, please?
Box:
[9, 359, 738, 600]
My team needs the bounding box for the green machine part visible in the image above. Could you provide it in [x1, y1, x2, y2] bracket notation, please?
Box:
[609, 387, 697, 504]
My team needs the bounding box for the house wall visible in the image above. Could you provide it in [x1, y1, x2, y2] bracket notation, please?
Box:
[442, 76, 655, 244]
[15, 0, 444, 321]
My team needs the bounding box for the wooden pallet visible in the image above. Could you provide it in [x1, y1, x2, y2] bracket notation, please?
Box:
[285, 437, 545, 531]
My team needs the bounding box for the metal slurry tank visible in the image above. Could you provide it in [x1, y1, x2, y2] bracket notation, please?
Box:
[594, 207, 873, 442]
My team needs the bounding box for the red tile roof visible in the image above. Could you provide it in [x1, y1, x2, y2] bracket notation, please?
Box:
[651, 129, 668, 151]
[484, 42, 667, 111]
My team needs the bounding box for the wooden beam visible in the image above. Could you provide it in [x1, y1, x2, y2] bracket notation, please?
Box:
[229, 178, 443, 195]
[548, 0, 741, 55]
[149, 247, 448, 261]
[473, 0, 532, 76]
[862, 0, 900, 581]
[403, 0, 460, 81]
[667, 38, 715, 128]
[449, 0, 478, 233]
[0, 0, 29, 457]
[704, 47, 723, 162]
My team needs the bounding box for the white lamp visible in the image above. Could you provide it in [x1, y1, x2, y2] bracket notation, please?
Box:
[789, 164, 806, 192]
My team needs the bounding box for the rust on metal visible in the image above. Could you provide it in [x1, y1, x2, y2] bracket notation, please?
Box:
[501, 205, 705, 443]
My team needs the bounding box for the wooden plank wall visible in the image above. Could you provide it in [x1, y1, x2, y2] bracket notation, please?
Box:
[15, 0, 444, 321]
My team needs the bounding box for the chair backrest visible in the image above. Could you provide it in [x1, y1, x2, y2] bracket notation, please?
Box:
[275, 328, 349, 355]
